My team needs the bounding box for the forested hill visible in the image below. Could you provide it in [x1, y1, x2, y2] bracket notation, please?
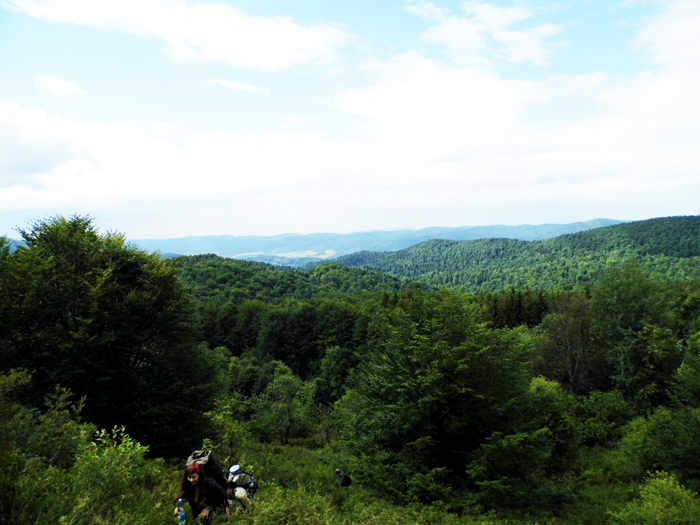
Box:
[132, 218, 622, 267]
[333, 216, 700, 292]
[5, 216, 700, 525]
[174, 254, 425, 303]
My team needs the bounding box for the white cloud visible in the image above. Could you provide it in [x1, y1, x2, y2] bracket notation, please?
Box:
[3, 0, 352, 71]
[284, 115, 311, 123]
[0, 102, 76, 186]
[208, 79, 266, 93]
[0, 100, 357, 235]
[634, 0, 700, 71]
[1, 0, 700, 237]
[405, 0, 562, 66]
[403, 0, 450, 21]
[36, 74, 85, 96]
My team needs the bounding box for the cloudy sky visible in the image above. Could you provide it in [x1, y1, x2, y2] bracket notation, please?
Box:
[0, 0, 698, 239]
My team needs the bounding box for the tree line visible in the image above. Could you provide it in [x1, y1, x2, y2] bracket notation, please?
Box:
[333, 215, 700, 292]
[1, 216, 700, 524]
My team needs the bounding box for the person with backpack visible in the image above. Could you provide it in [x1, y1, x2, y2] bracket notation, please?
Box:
[227, 464, 257, 507]
[335, 468, 351, 488]
[174, 464, 227, 524]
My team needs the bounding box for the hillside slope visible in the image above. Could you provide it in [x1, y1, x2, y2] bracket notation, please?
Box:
[174, 255, 425, 303]
[133, 219, 622, 266]
[333, 216, 700, 292]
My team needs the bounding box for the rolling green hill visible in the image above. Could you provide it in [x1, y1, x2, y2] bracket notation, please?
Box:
[6, 216, 700, 525]
[132, 218, 622, 267]
[173, 254, 425, 303]
[333, 216, 700, 292]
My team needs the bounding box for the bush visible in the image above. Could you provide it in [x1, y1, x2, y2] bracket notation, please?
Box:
[573, 391, 633, 446]
[0, 372, 176, 525]
[617, 408, 700, 489]
[609, 472, 700, 525]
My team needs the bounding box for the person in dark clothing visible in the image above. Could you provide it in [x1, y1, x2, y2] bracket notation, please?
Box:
[175, 464, 227, 524]
[335, 468, 351, 488]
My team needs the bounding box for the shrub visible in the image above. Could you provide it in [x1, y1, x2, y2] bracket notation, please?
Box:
[617, 408, 700, 489]
[609, 472, 700, 525]
[573, 391, 634, 446]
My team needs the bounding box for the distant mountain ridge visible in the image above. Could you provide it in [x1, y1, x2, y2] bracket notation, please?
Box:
[132, 219, 623, 267]
[332, 216, 700, 293]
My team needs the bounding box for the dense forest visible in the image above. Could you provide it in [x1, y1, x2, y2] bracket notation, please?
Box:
[129, 219, 622, 267]
[333, 216, 700, 292]
[1, 216, 700, 524]
[173, 254, 425, 303]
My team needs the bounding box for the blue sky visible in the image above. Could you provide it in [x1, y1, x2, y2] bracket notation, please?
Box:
[0, 0, 698, 239]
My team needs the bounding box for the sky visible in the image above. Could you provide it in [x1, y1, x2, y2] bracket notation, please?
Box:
[0, 0, 699, 239]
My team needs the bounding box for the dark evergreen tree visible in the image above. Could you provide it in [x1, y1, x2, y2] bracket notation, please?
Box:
[0, 216, 222, 457]
[337, 289, 538, 503]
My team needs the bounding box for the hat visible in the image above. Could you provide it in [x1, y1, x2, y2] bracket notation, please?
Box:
[229, 464, 241, 474]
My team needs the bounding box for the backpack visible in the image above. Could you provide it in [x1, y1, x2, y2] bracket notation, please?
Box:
[229, 471, 258, 498]
[229, 472, 254, 487]
[186, 450, 229, 505]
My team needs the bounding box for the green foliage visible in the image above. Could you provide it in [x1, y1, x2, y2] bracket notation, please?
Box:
[254, 297, 367, 379]
[481, 287, 550, 329]
[533, 294, 604, 395]
[609, 472, 700, 525]
[0, 216, 222, 457]
[239, 358, 290, 397]
[211, 443, 517, 525]
[617, 408, 700, 489]
[572, 391, 634, 447]
[590, 264, 671, 347]
[256, 301, 325, 379]
[334, 216, 700, 293]
[50, 427, 166, 524]
[466, 378, 579, 510]
[526, 378, 579, 472]
[175, 256, 422, 304]
[0, 372, 91, 524]
[7, 215, 700, 524]
[248, 366, 306, 445]
[0, 372, 175, 525]
[672, 334, 700, 407]
[337, 289, 534, 503]
[204, 392, 251, 465]
[197, 295, 372, 388]
[590, 264, 681, 412]
[313, 345, 357, 406]
[467, 429, 554, 510]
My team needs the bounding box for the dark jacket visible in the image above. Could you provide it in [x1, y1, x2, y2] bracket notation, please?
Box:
[184, 477, 227, 522]
[336, 472, 352, 488]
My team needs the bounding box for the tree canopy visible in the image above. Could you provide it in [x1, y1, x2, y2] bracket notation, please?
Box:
[0, 216, 221, 457]
[334, 216, 700, 292]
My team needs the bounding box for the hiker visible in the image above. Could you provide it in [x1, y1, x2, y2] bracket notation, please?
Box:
[174, 464, 227, 524]
[335, 468, 351, 488]
[227, 464, 257, 507]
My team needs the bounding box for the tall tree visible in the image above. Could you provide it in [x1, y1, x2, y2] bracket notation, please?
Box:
[0, 216, 221, 457]
[590, 263, 681, 411]
[534, 294, 605, 395]
[337, 289, 534, 502]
